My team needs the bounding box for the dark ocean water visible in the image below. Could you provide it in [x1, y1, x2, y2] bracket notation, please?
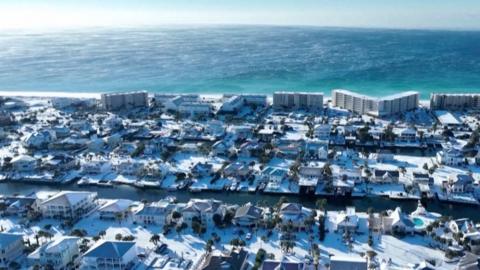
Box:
[1, 26, 480, 98]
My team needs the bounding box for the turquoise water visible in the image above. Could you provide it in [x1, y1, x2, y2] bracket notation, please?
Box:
[0, 26, 479, 98]
[412, 217, 425, 227]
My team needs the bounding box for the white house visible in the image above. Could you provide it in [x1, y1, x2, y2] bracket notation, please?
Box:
[98, 199, 133, 220]
[233, 203, 263, 227]
[11, 155, 37, 172]
[82, 241, 137, 270]
[22, 130, 56, 149]
[29, 236, 80, 270]
[437, 147, 464, 166]
[333, 207, 359, 233]
[40, 191, 97, 220]
[279, 203, 312, 230]
[0, 233, 24, 268]
[133, 200, 175, 226]
[182, 199, 226, 227]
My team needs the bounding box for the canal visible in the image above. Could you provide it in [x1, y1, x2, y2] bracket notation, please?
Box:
[1, 181, 478, 221]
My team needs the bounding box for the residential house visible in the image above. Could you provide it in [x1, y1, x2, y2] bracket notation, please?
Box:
[330, 255, 367, 270]
[373, 169, 400, 183]
[382, 207, 415, 234]
[313, 124, 331, 141]
[82, 241, 137, 270]
[133, 200, 175, 226]
[304, 142, 328, 160]
[98, 199, 133, 220]
[112, 159, 144, 176]
[262, 167, 288, 190]
[437, 147, 465, 166]
[261, 259, 308, 270]
[397, 127, 418, 143]
[233, 203, 263, 227]
[333, 207, 359, 233]
[0, 233, 24, 268]
[11, 155, 37, 172]
[182, 199, 226, 227]
[40, 191, 97, 220]
[29, 236, 80, 270]
[22, 130, 56, 149]
[223, 162, 251, 179]
[279, 203, 312, 230]
[446, 174, 474, 194]
[191, 162, 214, 178]
[199, 248, 248, 270]
[3, 195, 38, 217]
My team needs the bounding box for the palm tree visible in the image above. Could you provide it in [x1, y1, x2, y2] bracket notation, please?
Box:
[150, 234, 160, 246]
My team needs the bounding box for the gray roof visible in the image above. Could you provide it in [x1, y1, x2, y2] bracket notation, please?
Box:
[234, 203, 263, 219]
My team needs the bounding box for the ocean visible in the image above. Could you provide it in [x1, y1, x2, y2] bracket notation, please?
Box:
[1, 26, 479, 99]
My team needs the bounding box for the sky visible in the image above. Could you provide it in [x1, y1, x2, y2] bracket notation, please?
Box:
[1, 0, 480, 30]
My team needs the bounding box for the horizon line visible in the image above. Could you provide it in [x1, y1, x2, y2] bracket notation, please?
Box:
[2, 23, 480, 33]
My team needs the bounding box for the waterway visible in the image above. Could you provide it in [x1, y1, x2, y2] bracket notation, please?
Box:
[1, 182, 478, 222]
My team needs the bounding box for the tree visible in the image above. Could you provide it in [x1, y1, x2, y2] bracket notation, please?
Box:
[70, 229, 87, 238]
[315, 199, 327, 213]
[98, 230, 106, 239]
[115, 233, 123, 241]
[212, 213, 223, 227]
[150, 234, 160, 246]
[172, 211, 182, 220]
[205, 239, 214, 253]
[192, 220, 203, 235]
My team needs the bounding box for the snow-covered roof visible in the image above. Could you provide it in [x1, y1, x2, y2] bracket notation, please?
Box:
[41, 191, 96, 207]
[42, 236, 79, 254]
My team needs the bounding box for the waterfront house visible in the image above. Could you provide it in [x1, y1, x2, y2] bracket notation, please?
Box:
[11, 155, 37, 172]
[223, 162, 251, 179]
[446, 174, 474, 194]
[437, 147, 464, 166]
[298, 166, 323, 179]
[29, 236, 80, 270]
[410, 171, 433, 185]
[182, 199, 226, 227]
[261, 259, 306, 270]
[333, 207, 359, 233]
[233, 203, 263, 227]
[330, 255, 367, 270]
[80, 159, 110, 175]
[82, 241, 137, 270]
[373, 169, 400, 183]
[383, 207, 415, 234]
[133, 200, 175, 226]
[22, 130, 56, 149]
[98, 199, 133, 220]
[191, 162, 214, 178]
[279, 203, 312, 230]
[397, 127, 418, 143]
[0, 233, 24, 269]
[40, 191, 97, 220]
[199, 247, 248, 270]
[42, 154, 77, 172]
[112, 159, 144, 176]
[3, 195, 39, 217]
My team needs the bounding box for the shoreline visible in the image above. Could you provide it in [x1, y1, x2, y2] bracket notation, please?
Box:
[0, 90, 435, 105]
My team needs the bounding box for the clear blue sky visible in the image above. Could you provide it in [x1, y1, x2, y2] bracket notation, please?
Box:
[1, 0, 480, 30]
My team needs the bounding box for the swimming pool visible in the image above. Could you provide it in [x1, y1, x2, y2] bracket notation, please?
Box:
[413, 217, 425, 228]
